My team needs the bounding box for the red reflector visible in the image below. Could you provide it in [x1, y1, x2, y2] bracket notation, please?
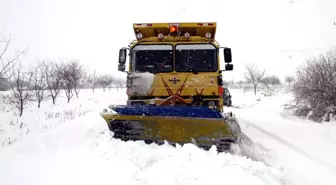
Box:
[218, 86, 224, 95]
[147, 24, 152, 26]
[197, 23, 203, 26]
[208, 23, 214, 26]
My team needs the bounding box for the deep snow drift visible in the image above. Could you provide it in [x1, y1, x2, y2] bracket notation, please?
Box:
[0, 89, 285, 185]
[226, 88, 336, 185]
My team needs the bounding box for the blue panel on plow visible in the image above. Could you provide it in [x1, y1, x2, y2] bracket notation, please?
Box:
[110, 105, 224, 119]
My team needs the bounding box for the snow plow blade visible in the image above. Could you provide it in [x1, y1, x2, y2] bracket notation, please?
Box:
[100, 105, 239, 152]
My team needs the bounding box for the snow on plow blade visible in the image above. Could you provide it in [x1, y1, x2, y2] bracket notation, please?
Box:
[100, 105, 239, 151]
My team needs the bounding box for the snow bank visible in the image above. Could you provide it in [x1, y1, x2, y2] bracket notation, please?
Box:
[228, 88, 336, 185]
[0, 88, 126, 148]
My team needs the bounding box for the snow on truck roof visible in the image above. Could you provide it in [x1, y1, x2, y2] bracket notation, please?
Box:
[133, 22, 217, 41]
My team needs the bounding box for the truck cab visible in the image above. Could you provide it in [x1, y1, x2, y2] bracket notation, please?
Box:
[117, 22, 233, 113]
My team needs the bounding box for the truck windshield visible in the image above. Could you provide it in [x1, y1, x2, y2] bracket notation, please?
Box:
[132, 45, 173, 73]
[175, 44, 218, 72]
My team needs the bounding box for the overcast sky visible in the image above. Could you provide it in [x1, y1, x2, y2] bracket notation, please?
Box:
[1, 0, 335, 81]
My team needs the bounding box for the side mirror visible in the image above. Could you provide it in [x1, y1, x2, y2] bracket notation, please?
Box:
[118, 64, 125, 72]
[224, 48, 232, 63]
[119, 48, 127, 64]
[225, 64, 233, 71]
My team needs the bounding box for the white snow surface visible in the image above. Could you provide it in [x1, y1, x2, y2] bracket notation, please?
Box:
[226, 87, 336, 185]
[1, 87, 336, 185]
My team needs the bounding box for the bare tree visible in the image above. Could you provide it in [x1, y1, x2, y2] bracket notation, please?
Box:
[285, 76, 295, 88]
[31, 62, 47, 108]
[261, 77, 272, 89]
[237, 80, 245, 88]
[271, 76, 281, 85]
[261, 75, 281, 89]
[87, 70, 97, 93]
[0, 30, 24, 77]
[60, 63, 74, 103]
[72, 62, 86, 98]
[40, 60, 62, 105]
[59, 60, 86, 101]
[97, 74, 114, 92]
[292, 48, 336, 122]
[115, 77, 126, 90]
[7, 63, 33, 116]
[244, 63, 265, 95]
[59, 61, 74, 103]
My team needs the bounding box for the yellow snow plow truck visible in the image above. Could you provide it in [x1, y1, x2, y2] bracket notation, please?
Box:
[101, 22, 240, 152]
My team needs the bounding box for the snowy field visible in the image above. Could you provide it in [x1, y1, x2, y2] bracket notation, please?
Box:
[0, 87, 335, 185]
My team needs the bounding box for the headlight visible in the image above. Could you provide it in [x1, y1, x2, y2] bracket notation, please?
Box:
[208, 101, 216, 107]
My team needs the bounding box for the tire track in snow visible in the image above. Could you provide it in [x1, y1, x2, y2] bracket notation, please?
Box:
[240, 118, 336, 173]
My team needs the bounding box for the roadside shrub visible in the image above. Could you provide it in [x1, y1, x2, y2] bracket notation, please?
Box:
[291, 48, 336, 122]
